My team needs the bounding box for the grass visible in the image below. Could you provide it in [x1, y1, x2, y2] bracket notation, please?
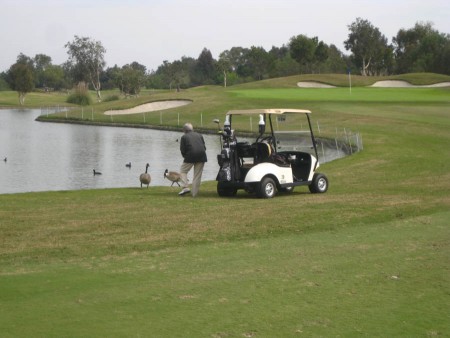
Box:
[1, 73, 450, 337]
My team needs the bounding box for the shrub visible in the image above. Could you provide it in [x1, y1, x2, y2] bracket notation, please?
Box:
[66, 82, 92, 106]
[103, 94, 120, 102]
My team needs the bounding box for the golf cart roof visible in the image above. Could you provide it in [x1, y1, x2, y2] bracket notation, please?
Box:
[227, 108, 311, 115]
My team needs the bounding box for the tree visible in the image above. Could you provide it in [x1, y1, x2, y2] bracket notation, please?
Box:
[393, 22, 450, 74]
[289, 35, 318, 73]
[33, 54, 52, 87]
[220, 47, 251, 81]
[266, 45, 300, 77]
[16, 53, 34, 68]
[152, 58, 191, 91]
[438, 39, 450, 75]
[0, 72, 10, 90]
[31, 54, 67, 90]
[7, 62, 35, 105]
[247, 46, 271, 80]
[314, 41, 329, 73]
[216, 55, 231, 87]
[344, 18, 390, 76]
[101, 65, 121, 90]
[191, 48, 216, 86]
[119, 62, 147, 96]
[65, 36, 106, 101]
[322, 44, 348, 73]
[42, 65, 67, 90]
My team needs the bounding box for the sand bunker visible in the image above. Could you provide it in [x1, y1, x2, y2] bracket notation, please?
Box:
[104, 100, 192, 115]
[297, 82, 336, 88]
[297, 80, 450, 88]
[370, 80, 450, 88]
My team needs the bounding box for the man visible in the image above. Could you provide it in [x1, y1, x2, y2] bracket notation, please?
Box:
[178, 122, 207, 197]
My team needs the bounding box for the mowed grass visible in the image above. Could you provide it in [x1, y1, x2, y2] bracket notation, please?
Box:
[229, 87, 450, 103]
[1, 74, 450, 337]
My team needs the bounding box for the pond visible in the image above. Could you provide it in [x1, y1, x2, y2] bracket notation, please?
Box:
[0, 109, 347, 194]
[0, 109, 224, 194]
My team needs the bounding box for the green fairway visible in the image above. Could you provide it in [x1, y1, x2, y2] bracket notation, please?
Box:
[1, 209, 448, 337]
[1, 74, 449, 337]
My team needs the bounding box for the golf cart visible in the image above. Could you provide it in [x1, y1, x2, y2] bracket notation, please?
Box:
[215, 109, 328, 198]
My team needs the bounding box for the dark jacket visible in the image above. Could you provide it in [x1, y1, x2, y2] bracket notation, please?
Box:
[180, 131, 207, 163]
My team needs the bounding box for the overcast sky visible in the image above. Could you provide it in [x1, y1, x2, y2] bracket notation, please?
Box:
[1, 0, 449, 72]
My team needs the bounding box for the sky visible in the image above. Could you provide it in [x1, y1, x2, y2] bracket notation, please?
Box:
[1, 0, 449, 73]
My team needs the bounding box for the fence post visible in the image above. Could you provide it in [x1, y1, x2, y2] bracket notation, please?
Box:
[349, 131, 353, 154]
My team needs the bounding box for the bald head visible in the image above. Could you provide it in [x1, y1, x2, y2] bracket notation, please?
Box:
[183, 123, 193, 132]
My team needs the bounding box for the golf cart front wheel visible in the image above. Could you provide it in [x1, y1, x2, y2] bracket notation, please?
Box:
[309, 173, 328, 193]
[258, 177, 276, 198]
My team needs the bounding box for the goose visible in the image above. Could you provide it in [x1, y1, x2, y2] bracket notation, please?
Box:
[93, 169, 102, 175]
[164, 169, 181, 187]
[140, 163, 151, 188]
[126, 162, 131, 168]
[3, 157, 6, 162]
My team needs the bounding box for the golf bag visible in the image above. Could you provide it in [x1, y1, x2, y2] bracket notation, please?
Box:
[216, 144, 241, 182]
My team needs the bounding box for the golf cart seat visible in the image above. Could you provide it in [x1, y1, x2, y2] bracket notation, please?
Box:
[253, 142, 273, 164]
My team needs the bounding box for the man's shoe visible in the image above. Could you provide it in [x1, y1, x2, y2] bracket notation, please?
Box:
[178, 188, 191, 196]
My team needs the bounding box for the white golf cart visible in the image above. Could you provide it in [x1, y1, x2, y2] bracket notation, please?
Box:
[215, 108, 328, 198]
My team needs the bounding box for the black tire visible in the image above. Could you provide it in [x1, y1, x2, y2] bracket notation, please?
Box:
[308, 173, 328, 193]
[257, 177, 277, 198]
[217, 182, 237, 197]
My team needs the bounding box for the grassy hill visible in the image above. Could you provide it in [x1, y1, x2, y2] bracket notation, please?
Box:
[231, 72, 450, 88]
[0, 74, 449, 337]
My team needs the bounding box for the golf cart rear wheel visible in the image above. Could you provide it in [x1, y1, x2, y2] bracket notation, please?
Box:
[217, 182, 237, 197]
[309, 173, 328, 193]
[258, 177, 276, 198]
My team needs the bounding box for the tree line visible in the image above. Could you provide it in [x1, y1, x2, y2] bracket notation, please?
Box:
[1, 18, 449, 104]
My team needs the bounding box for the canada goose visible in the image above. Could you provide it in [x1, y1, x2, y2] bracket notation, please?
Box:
[126, 162, 131, 168]
[164, 169, 181, 186]
[3, 157, 6, 162]
[140, 163, 151, 188]
[93, 169, 102, 175]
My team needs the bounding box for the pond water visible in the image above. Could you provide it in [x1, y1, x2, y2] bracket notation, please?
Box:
[0, 109, 224, 194]
[0, 109, 346, 195]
